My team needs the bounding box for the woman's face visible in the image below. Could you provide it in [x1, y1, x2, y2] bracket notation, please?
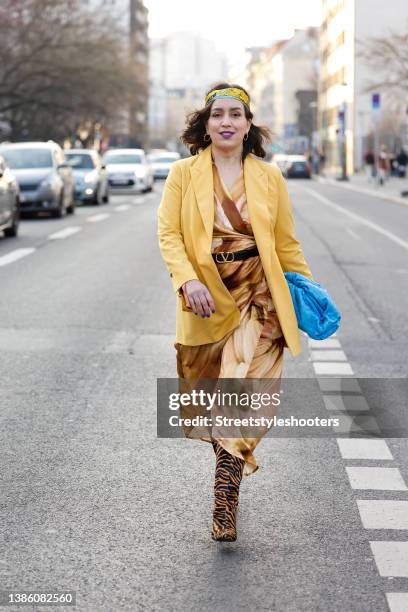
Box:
[206, 98, 251, 152]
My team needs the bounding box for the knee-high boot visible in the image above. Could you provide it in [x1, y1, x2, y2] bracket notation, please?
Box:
[211, 440, 245, 542]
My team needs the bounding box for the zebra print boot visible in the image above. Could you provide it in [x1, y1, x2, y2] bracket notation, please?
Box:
[211, 440, 245, 542]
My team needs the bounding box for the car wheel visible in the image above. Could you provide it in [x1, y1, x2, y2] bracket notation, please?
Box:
[93, 185, 102, 206]
[102, 188, 109, 203]
[4, 204, 19, 237]
[52, 193, 65, 218]
[67, 189, 76, 214]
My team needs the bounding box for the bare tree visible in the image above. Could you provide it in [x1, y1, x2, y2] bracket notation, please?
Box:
[0, 0, 139, 142]
[357, 29, 408, 96]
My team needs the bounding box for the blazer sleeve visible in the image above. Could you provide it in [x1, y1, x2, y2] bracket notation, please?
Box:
[157, 161, 199, 298]
[271, 165, 315, 281]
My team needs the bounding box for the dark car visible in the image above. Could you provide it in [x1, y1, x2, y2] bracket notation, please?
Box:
[64, 149, 109, 205]
[0, 141, 75, 217]
[0, 154, 20, 237]
[286, 155, 311, 179]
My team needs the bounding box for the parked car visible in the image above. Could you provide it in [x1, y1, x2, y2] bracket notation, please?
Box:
[0, 154, 20, 237]
[148, 151, 181, 179]
[64, 149, 109, 205]
[286, 155, 311, 179]
[271, 154, 292, 176]
[0, 141, 75, 217]
[102, 148, 154, 193]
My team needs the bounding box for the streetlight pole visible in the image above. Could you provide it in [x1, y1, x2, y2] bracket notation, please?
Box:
[337, 82, 348, 181]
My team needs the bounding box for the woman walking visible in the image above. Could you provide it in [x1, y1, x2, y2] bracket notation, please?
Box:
[157, 82, 314, 542]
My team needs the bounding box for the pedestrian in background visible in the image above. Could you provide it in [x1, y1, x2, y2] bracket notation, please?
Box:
[364, 149, 375, 183]
[396, 148, 408, 178]
[157, 82, 314, 542]
[377, 144, 390, 185]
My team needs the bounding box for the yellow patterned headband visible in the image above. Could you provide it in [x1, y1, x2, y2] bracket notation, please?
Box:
[205, 87, 250, 109]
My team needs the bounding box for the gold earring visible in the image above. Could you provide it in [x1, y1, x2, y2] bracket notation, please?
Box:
[204, 134, 211, 142]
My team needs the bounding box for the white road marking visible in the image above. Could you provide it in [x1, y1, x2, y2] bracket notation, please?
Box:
[386, 592, 408, 611]
[334, 414, 381, 435]
[304, 187, 408, 251]
[310, 349, 347, 361]
[114, 204, 130, 212]
[336, 438, 393, 460]
[357, 500, 408, 530]
[347, 228, 361, 240]
[86, 213, 110, 222]
[0, 248, 36, 267]
[308, 338, 341, 349]
[313, 362, 354, 375]
[48, 226, 82, 240]
[317, 377, 362, 393]
[346, 467, 407, 491]
[370, 542, 408, 577]
[322, 394, 370, 412]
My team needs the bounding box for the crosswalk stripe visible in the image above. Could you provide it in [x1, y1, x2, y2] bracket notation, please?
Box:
[323, 394, 370, 412]
[308, 338, 341, 349]
[346, 467, 407, 490]
[357, 500, 408, 530]
[317, 377, 362, 393]
[48, 226, 82, 240]
[386, 592, 408, 611]
[313, 362, 354, 375]
[310, 349, 347, 361]
[336, 439, 393, 460]
[0, 248, 36, 267]
[369, 542, 408, 577]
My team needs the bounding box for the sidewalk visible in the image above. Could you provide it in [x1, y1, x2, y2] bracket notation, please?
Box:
[315, 172, 408, 206]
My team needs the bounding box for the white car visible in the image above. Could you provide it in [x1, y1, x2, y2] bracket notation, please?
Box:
[148, 151, 181, 179]
[102, 149, 154, 193]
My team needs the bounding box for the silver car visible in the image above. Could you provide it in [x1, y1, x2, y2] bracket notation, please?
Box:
[148, 151, 181, 179]
[0, 141, 75, 217]
[64, 149, 109, 205]
[103, 148, 154, 193]
[0, 154, 20, 237]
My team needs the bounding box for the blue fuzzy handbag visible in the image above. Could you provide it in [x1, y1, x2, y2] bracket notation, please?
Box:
[284, 272, 341, 340]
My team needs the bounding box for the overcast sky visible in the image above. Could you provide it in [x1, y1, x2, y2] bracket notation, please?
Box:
[145, 0, 322, 61]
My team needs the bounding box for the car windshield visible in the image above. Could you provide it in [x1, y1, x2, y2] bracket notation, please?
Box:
[65, 153, 95, 169]
[151, 156, 179, 163]
[0, 148, 53, 169]
[104, 153, 142, 164]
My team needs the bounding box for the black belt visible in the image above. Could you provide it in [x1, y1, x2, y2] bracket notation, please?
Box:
[212, 246, 259, 263]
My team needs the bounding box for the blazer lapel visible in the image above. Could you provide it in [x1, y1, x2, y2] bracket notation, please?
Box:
[243, 155, 272, 245]
[190, 145, 272, 247]
[190, 145, 214, 244]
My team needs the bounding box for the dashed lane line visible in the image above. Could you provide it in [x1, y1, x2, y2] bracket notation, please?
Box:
[86, 213, 110, 223]
[304, 187, 408, 251]
[113, 204, 131, 211]
[48, 226, 82, 240]
[0, 248, 36, 267]
[309, 334, 408, 606]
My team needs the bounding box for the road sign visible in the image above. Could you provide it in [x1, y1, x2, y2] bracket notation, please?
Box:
[372, 93, 381, 109]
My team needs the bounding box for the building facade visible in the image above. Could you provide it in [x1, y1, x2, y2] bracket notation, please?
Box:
[85, 0, 149, 148]
[318, 0, 408, 175]
[148, 32, 228, 150]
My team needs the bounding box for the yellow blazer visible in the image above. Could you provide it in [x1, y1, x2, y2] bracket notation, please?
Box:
[157, 144, 314, 357]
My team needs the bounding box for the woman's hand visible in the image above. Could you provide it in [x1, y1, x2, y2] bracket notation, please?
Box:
[182, 280, 216, 317]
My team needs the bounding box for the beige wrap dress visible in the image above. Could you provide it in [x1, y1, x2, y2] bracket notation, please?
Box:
[175, 158, 285, 476]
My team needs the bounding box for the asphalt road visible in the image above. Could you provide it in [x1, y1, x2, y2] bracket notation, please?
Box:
[0, 178, 407, 612]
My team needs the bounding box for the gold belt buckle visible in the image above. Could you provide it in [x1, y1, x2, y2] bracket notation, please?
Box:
[215, 250, 234, 263]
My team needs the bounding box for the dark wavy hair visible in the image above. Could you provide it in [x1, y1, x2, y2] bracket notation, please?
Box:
[180, 81, 272, 160]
